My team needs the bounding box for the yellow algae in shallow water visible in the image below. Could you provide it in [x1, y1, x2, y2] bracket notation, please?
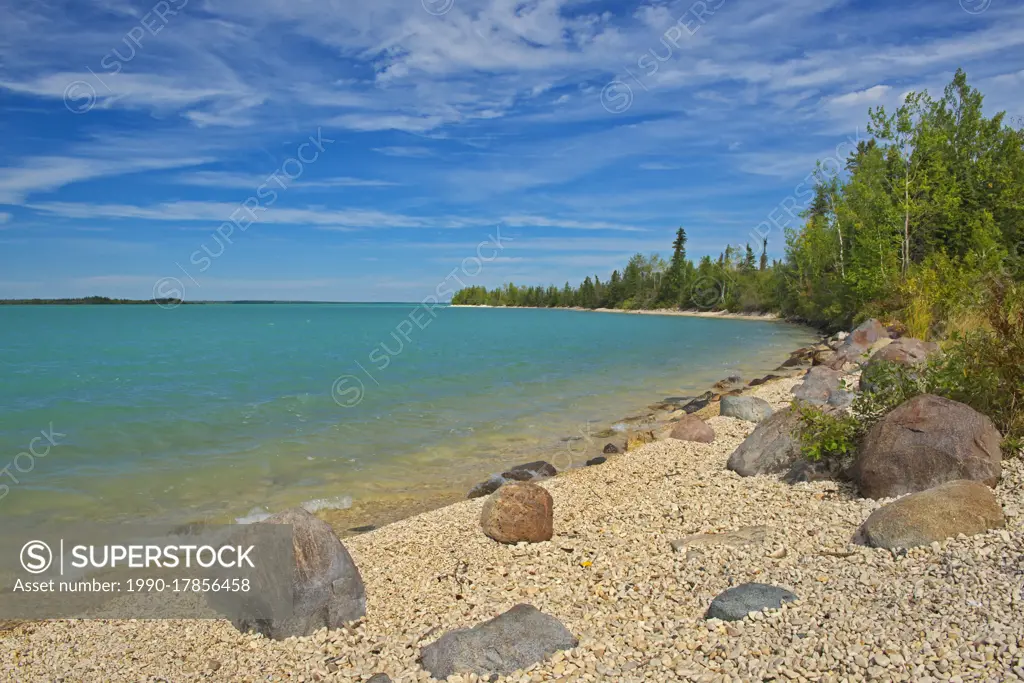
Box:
[626, 430, 656, 451]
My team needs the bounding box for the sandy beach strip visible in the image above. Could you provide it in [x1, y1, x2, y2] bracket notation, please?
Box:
[3, 375, 1023, 681]
[449, 304, 781, 322]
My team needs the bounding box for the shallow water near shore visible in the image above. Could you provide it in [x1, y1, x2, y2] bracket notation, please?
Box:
[0, 304, 817, 529]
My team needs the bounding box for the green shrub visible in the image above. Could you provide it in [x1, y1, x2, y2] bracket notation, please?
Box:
[927, 278, 1024, 453]
[853, 360, 928, 426]
[794, 402, 861, 466]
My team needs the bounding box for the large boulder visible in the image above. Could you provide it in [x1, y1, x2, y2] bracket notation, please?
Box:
[720, 395, 773, 423]
[706, 583, 797, 621]
[852, 394, 1002, 499]
[831, 318, 889, 368]
[468, 461, 557, 499]
[419, 604, 577, 680]
[868, 337, 938, 367]
[669, 414, 715, 443]
[237, 508, 366, 639]
[726, 407, 802, 477]
[480, 482, 553, 544]
[853, 480, 1005, 548]
[859, 338, 939, 391]
[792, 366, 847, 408]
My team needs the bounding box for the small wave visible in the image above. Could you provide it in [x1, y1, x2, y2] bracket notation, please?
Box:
[301, 495, 352, 513]
[235, 506, 273, 524]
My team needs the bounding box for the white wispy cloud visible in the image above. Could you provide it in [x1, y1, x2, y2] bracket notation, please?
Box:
[372, 146, 434, 158]
[0, 154, 212, 205]
[25, 201, 468, 229]
[172, 171, 398, 189]
[501, 214, 645, 232]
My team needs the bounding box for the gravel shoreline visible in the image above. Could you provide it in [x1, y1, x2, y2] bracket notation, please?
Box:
[3, 376, 1023, 681]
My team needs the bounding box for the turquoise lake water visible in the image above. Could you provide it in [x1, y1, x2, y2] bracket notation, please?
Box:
[0, 304, 817, 526]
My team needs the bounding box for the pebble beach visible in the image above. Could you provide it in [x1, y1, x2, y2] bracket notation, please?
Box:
[3, 375, 1024, 682]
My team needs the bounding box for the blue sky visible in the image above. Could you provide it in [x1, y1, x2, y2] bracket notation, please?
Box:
[1, 0, 1022, 301]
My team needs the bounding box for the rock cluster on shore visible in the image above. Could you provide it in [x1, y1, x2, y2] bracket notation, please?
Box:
[4, 322, 1024, 682]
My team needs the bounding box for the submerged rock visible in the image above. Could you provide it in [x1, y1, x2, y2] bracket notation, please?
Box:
[419, 604, 577, 680]
[713, 375, 744, 391]
[626, 430, 656, 451]
[603, 443, 620, 454]
[748, 374, 782, 387]
[503, 461, 557, 482]
[468, 461, 557, 499]
[682, 391, 715, 414]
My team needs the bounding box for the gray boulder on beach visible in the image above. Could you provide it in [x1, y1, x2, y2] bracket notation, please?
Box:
[830, 318, 889, 368]
[419, 604, 577, 679]
[859, 337, 939, 391]
[852, 394, 1002, 499]
[237, 507, 366, 640]
[720, 395, 774, 423]
[726, 407, 802, 477]
[792, 366, 846, 407]
[706, 583, 797, 621]
[853, 480, 1005, 549]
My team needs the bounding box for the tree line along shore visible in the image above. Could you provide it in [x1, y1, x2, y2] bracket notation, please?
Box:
[454, 69, 1024, 451]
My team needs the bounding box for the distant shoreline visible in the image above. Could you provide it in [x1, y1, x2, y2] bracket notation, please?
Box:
[449, 304, 783, 322]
